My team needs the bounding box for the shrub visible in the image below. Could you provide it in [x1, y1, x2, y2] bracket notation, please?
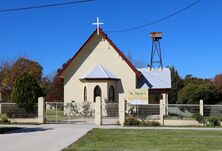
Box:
[148, 120, 161, 126]
[207, 117, 221, 126]
[126, 118, 160, 127]
[124, 116, 140, 126]
[140, 120, 160, 127]
[81, 101, 94, 118]
[0, 114, 10, 123]
[64, 102, 80, 117]
[192, 113, 206, 124]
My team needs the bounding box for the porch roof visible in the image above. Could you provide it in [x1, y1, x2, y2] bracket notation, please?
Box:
[81, 65, 119, 80]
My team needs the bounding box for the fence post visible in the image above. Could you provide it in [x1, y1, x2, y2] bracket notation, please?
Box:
[162, 93, 168, 115]
[119, 93, 126, 126]
[38, 97, 45, 124]
[159, 99, 164, 125]
[0, 92, 2, 114]
[56, 102, 58, 123]
[95, 96, 102, 125]
[200, 99, 204, 116]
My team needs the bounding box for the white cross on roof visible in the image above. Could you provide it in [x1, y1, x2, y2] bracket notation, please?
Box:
[92, 17, 104, 35]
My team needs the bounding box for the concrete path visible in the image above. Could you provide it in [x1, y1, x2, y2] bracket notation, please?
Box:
[0, 123, 95, 151]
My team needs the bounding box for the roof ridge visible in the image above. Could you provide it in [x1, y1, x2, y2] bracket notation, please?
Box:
[97, 65, 109, 78]
[59, 28, 141, 78]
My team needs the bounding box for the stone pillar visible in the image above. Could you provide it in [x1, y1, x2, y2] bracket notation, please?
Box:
[95, 96, 102, 125]
[159, 99, 164, 125]
[162, 93, 168, 115]
[200, 99, 204, 116]
[38, 97, 45, 124]
[119, 93, 126, 126]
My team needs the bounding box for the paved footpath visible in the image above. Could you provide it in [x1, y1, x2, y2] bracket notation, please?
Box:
[0, 123, 95, 151]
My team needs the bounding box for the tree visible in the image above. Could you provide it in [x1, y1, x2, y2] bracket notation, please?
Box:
[40, 76, 53, 97]
[0, 57, 43, 100]
[11, 72, 43, 112]
[126, 51, 146, 68]
[46, 69, 64, 102]
[168, 66, 183, 103]
[177, 78, 221, 104]
[0, 59, 13, 100]
[10, 57, 42, 83]
[213, 74, 222, 92]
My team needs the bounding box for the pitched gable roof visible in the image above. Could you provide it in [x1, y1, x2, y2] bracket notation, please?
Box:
[137, 68, 171, 89]
[59, 28, 141, 78]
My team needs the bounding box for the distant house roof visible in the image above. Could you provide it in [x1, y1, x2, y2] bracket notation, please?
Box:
[137, 68, 171, 89]
[59, 28, 141, 78]
[81, 65, 119, 80]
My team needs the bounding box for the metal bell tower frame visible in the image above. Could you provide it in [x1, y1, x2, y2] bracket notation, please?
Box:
[149, 32, 163, 70]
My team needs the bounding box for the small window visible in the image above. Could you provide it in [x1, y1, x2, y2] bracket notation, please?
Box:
[109, 85, 115, 102]
[94, 85, 101, 102]
[84, 86, 87, 101]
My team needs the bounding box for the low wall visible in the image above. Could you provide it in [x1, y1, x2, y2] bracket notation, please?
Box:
[1, 97, 45, 124]
[159, 120, 222, 126]
[9, 118, 41, 124]
[163, 120, 200, 126]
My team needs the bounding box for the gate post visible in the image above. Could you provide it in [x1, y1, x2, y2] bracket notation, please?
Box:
[200, 99, 204, 116]
[95, 96, 102, 125]
[38, 97, 45, 124]
[162, 93, 168, 115]
[119, 93, 126, 126]
[159, 99, 164, 125]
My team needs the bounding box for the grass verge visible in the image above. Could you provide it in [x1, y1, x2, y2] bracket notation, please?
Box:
[64, 128, 222, 151]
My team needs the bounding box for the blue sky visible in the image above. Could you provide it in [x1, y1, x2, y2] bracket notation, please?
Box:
[0, 0, 221, 78]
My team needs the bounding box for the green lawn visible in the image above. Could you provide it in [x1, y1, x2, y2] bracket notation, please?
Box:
[64, 129, 222, 151]
[45, 110, 67, 122]
[0, 127, 20, 134]
[45, 110, 83, 122]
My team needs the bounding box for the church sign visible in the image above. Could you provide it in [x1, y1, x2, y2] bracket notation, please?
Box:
[127, 89, 148, 99]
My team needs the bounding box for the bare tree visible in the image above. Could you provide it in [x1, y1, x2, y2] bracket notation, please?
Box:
[126, 51, 146, 68]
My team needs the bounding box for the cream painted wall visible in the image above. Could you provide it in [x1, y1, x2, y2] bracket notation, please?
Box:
[63, 35, 136, 106]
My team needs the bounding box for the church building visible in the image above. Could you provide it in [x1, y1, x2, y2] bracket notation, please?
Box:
[59, 28, 171, 107]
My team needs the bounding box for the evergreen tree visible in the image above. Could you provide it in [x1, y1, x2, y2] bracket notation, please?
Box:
[177, 77, 221, 104]
[11, 72, 43, 112]
[168, 66, 183, 103]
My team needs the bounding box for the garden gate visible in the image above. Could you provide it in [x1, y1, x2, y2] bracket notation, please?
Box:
[101, 102, 119, 125]
[45, 101, 95, 124]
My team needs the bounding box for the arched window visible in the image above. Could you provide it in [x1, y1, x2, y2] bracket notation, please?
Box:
[109, 85, 115, 102]
[94, 85, 101, 102]
[84, 86, 87, 101]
